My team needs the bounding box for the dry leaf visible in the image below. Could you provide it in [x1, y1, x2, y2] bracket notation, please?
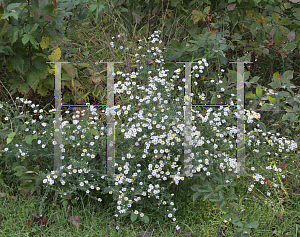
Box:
[227, 4, 236, 11]
[66, 205, 71, 213]
[30, 211, 48, 226]
[26, 219, 31, 228]
[148, 59, 155, 65]
[287, 30, 295, 42]
[277, 213, 284, 222]
[68, 215, 80, 227]
[281, 163, 290, 168]
[0, 193, 8, 198]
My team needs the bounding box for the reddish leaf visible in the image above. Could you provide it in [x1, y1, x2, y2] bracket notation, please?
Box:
[30, 211, 48, 226]
[68, 215, 80, 227]
[42, 13, 52, 21]
[277, 74, 281, 81]
[26, 219, 31, 228]
[281, 163, 290, 168]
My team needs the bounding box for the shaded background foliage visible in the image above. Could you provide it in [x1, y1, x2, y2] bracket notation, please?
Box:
[0, 0, 299, 139]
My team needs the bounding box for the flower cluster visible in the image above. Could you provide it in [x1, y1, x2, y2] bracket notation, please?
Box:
[0, 30, 298, 231]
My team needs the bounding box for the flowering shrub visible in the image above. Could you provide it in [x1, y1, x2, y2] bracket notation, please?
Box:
[0, 30, 298, 232]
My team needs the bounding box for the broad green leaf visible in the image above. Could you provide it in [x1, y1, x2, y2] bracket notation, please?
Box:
[27, 71, 40, 90]
[279, 26, 290, 36]
[272, 12, 279, 23]
[170, 40, 181, 51]
[191, 184, 201, 191]
[88, 3, 98, 12]
[267, 95, 276, 103]
[273, 28, 280, 45]
[193, 192, 201, 202]
[279, 18, 290, 25]
[250, 76, 259, 83]
[233, 220, 244, 228]
[246, 220, 259, 228]
[277, 91, 290, 97]
[7, 3, 21, 11]
[7, 132, 16, 144]
[141, 215, 149, 223]
[29, 37, 39, 49]
[30, 23, 39, 33]
[245, 92, 256, 98]
[1, 12, 18, 20]
[273, 71, 280, 80]
[203, 192, 213, 201]
[256, 84, 263, 97]
[130, 212, 138, 222]
[203, 6, 210, 15]
[281, 70, 293, 82]
[22, 34, 31, 45]
[19, 83, 30, 94]
[11, 28, 19, 45]
[11, 56, 24, 73]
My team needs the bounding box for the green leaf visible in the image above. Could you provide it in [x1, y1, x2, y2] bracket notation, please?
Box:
[203, 6, 210, 15]
[22, 34, 31, 45]
[27, 71, 41, 90]
[272, 12, 279, 23]
[30, 23, 39, 34]
[250, 76, 259, 83]
[7, 132, 16, 144]
[267, 95, 276, 103]
[256, 84, 263, 97]
[170, 40, 181, 51]
[233, 220, 244, 228]
[88, 4, 98, 12]
[246, 220, 259, 228]
[1, 12, 18, 20]
[25, 134, 38, 145]
[7, 3, 21, 11]
[245, 92, 256, 98]
[281, 70, 293, 83]
[11, 28, 19, 45]
[11, 56, 24, 73]
[130, 212, 138, 222]
[273, 28, 280, 44]
[19, 83, 30, 94]
[203, 192, 213, 201]
[279, 26, 290, 36]
[141, 215, 149, 223]
[190, 184, 201, 191]
[279, 18, 290, 25]
[193, 192, 201, 202]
